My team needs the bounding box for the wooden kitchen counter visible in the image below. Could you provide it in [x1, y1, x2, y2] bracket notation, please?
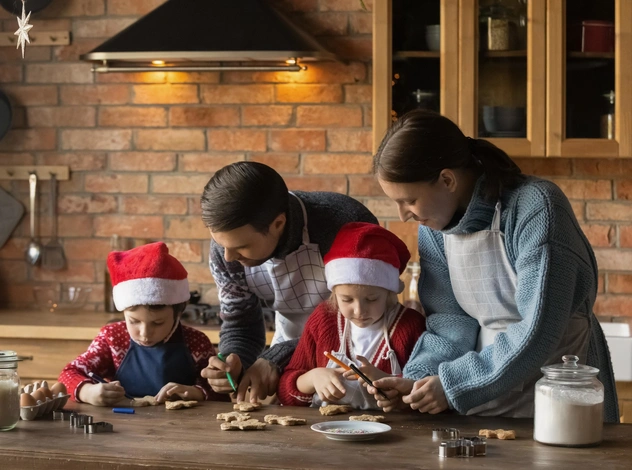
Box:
[0, 310, 274, 344]
[1, 402, 630, 470]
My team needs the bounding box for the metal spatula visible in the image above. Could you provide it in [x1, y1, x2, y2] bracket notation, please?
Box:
[41, 173, 66, 271]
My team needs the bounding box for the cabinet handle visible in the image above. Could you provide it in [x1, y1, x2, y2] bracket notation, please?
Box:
[17, 355, 34, 361]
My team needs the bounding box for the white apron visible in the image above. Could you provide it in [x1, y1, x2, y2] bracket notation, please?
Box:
[444, 202, 590, 417]
[245, 193, 330, 347]
[312, 305, 404, 410]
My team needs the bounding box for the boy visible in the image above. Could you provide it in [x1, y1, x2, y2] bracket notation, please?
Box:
[59, 242, 221, 405]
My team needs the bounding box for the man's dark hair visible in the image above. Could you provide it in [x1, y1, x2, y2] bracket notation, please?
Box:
[201, 162, 289, 233]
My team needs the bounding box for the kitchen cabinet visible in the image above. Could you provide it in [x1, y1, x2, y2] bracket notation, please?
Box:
[372, 0, 632, 158]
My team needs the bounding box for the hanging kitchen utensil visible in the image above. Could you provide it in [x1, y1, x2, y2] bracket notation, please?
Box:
[41, 173, 65, 270]
[0, 187, 24, 249]
[25, 172, 41, 265]
[0, 0, 52, 15]
[0, 89, 12, 142]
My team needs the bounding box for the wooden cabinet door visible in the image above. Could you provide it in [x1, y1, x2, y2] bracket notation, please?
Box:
[458, 0, 546, 157]
[546, 0, 632, 158]
[372, 0, 459, 153]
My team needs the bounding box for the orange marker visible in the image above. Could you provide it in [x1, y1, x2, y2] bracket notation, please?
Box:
[324, 351, 351, 371]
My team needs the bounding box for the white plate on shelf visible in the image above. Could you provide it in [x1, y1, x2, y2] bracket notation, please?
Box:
[311, 421, 391, 441]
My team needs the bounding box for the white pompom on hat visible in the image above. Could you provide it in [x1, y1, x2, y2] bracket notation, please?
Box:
[107, 241, 189, 311]
[324, 222, 411, 293]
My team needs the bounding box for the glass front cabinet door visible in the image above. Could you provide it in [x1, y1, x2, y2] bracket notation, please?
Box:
[546, 0, 631, 157]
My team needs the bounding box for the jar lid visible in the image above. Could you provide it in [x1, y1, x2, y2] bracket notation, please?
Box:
[541, 355, 599, 379]
[0, 350, 18, 362]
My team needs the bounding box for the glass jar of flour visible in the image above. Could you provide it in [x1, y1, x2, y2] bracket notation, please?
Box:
[534, 355, 603, 447]
[0, 351, 20, 431]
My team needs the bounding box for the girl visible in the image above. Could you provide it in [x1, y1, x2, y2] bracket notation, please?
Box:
[278, 223, 425, 410]
[59, 242, 224, 406]
[368, 109, 618, 422]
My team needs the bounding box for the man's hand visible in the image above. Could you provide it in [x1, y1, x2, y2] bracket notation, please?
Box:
[202, 353, 243, 394]
[236, 358, 280, 403]
[402, 376, 449, 414]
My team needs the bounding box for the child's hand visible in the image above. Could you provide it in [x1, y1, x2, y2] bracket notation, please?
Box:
[202, 354, 243, 394]
[368, 377, 416, 413]
[402, 376, 448, 414]
[154, 383, 205, 403]
[298, 367, 346, 402]
[78, 381, 126, 406]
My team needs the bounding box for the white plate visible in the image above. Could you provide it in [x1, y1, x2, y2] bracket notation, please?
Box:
[311, 421, 391, 441]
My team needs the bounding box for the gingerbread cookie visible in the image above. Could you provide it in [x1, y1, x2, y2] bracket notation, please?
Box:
[349, 414, 385, 422]
[319, 404, 352, 416]
[479, 428, 516, 439]
[132, 395, 158, 407]
[165, 400, 197, 410]
[220, 419, 267, 431]
[264, 414, 306, 426]
[216, 411, 251, 422]
[233, 402, 262, 412]
[496, 429, 516, 440]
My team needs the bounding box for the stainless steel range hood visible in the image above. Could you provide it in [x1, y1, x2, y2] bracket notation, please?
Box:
[81, 0, 336, 73]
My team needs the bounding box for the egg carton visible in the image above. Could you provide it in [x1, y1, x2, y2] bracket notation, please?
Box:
[20, 394, 70, 421]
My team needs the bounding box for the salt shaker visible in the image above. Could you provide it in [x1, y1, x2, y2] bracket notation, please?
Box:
[534, 355, 604, 447]
[0, 351, 20, 431]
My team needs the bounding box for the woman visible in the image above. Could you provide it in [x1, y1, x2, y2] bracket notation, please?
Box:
[369, 110, 618, 422]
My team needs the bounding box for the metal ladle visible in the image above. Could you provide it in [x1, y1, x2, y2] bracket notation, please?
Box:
[25, 172, 41, 265]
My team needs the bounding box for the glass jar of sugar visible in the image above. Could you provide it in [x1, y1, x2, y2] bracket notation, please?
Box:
[0, 351, 20, 431]
[534, 355, 603, 447]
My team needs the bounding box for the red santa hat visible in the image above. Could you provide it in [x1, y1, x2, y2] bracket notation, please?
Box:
[107, 242, 189, 311]
[324, 222, 411, 293]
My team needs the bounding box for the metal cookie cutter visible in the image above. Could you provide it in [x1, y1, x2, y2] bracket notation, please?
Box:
[52, 410, 76, 421]
[70, 413, 94, 428]
[432, 428, 460, 441]
[439, 439, 462, 458]
[439, 436, 487, 458]
[85, 422, 114, 434]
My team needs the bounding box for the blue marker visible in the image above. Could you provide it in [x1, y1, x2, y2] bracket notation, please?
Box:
[88, 371, 134, 400]
[112, 408, 135, 414]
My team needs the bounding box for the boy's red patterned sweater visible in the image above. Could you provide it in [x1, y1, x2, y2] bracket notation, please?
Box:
[278, 302, 426, 406]
[59, 321, 223, 402]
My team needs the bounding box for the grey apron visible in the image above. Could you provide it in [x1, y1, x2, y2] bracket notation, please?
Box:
[444, 202, 590, 417]
[245, 193, 330, 347]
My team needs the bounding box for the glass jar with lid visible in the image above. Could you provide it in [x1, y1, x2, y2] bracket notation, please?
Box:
[534, 355, 603, 447]
[0, 351, 20, 431]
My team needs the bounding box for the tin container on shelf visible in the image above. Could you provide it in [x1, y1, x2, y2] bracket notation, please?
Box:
[568, 20, 614, 53]
[534, 355, 604, 447]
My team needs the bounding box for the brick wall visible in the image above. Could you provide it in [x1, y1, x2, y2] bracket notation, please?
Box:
[0, 0, 630, 318]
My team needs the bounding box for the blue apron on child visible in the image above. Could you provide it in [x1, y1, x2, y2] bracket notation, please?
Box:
[115, 324, 197, 397]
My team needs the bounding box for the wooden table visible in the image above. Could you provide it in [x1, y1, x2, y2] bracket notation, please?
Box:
[1, 402, 630, 470]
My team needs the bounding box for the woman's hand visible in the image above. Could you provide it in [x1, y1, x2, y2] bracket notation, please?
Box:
[297, 367, 346, 402]
[402, 376, 449, 414]
[367, 376, 415, 412]
[154, 383, 205, 403]
[342, 355, 391, 383]
[78, 381, 126, 406]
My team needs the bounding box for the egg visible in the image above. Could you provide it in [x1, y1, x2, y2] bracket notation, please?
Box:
[20, 393, 37, 407]
[41, 380, 49, 389]
[50, 382, 67, 396]
[40, 386, 53, 399]
[31, 388, 46, 403]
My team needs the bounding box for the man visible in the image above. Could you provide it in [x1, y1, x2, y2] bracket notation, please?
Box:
[201, 162, 378, 402]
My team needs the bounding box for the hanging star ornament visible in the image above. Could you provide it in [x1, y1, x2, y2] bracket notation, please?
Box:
[14, 1, 34, 59]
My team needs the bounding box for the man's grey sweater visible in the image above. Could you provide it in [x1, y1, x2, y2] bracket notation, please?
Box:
[209, 191, 378, 370]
